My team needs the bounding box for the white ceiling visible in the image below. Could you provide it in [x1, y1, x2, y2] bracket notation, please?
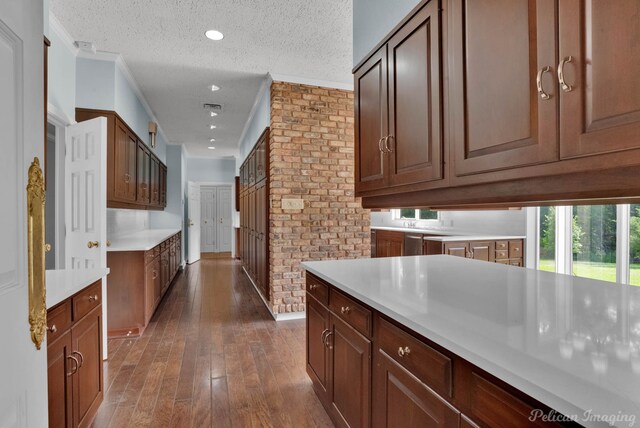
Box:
[50, 0, 353, 158]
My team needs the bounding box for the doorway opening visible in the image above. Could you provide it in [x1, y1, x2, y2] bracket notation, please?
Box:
[200, 185, 233, 257]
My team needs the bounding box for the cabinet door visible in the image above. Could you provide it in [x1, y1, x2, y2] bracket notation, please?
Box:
[373, 348, 460, 428]
[404, 233, 424, 256]
[559, 1, 640, 159]
[160, 164, 167, 207]
[136, 142, 150, 205]
[307, 295, 331, 405]
[443, 242, 468, 258]
[248, 152, 257, 186]
[371, 231, 377, 258]
[48, 331, 73, 428]
[468, 241, 495, 262]
[126, 132, 138, 201]
[114, 123, 135, 201]
[355, 46, 388, 193]
[387, 1, 443, 186]
[449, 0, 558, 176]
[145, 260, 160, 322]
[329, 314, 371, 428]
[255, 136, 267, 182]
[72, 307, 103, 428]
[150, 156, 160, 206]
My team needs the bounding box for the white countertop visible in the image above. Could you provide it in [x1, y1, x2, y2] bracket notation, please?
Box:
[46, 268, 110, 309]
[302, 255, 640, 427]
[107, 228, 181, 252]
[423, 234, 526, 242]
[370, 226, 525, 241]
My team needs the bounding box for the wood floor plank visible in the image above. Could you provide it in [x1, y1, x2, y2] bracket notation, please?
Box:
[91, 259, 334, 428]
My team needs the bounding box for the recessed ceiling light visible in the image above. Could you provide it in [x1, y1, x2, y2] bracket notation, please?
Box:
[210, 112, 218, 117]
[210, 138, 216, 142]
[210, 84, 220, 92]
[205, 30, 224, 41]
[210, 125, 217, 129]
[208, 146, 216, 150]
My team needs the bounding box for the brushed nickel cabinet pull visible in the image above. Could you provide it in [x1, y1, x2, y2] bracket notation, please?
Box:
[321, 328, 330, 345]
[397, 346, 411, 357]
[384, 135, 394, 152]
[72, 351, 84, 368]
[378, 137, 384, 153]
[88, 294, 99, 302]
[558, 56, 574, 92]
[67, 355, 79, 377]
[325, 331, 333, 349]
[536, 66, 552, 100]
[48, 325, 57, 333]
[340, 306, 351, 315]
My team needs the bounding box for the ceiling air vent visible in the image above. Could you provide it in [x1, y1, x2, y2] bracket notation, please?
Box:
[203, 103, 223, 113]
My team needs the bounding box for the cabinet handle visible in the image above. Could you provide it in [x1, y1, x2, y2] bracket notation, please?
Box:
[309, 283, 317, 290]
[124, 174, 130, 183]
[153, 270, 158, 279]
[321, 328, 330, 345]
[397, 346, 411, 358]
[536, 66, 552, 100]
[558, 56, 574, 92]
[340, 306, 351, 315]
[72, 351, 84, 368]
[47, 324, 57, 334]
[88, 294, 99, 302]
[384, 135, 394, 153]
[378, 137, 384, 153]
[469, 250, 474, 259]
[67, 355, 79, 377]
[324, 331, 333, 349]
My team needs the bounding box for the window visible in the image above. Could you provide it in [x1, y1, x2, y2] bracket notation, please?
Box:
[538, 206, 556, 272]
[394, 209, 439, 221]
[535, 204, 639, 286]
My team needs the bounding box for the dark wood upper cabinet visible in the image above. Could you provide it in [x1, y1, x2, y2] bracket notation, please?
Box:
[355, 1, 443, 193]
[255, 129, 269, 183]
[387, 0, 443, 186]
[114, 122, 137, 202]
[76, 109, 167, 210]
[136, 141, 150, 205]
[355, 47, 388, 193]
[559, 0, 640, 159]
[449, 0, 558, 176]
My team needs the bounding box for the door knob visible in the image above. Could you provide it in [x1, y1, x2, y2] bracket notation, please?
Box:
[188, 220, 194, 227]
[44, 243, 52, 253]
[106, 240, 111, 247]
[87, 241, 100, 248]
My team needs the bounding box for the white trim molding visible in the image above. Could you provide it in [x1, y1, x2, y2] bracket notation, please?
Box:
[270, 73, 354, 91]
[49, 12, 79, 55]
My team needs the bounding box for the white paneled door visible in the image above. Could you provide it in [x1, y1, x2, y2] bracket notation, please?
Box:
[65, 118, 107, 271]
[200, 185, 232, 253]
[187, 181, 201, 264]
[0, 1, 48, 427]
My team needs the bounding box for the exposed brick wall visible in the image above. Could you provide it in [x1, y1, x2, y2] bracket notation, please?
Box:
[269, 81, 371, 314]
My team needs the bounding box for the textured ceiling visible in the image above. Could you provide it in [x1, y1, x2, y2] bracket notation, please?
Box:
[50, 0, 353, 158]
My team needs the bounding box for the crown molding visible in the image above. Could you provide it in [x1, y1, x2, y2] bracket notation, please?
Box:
[236, 74, 272, 160]
[270, 73, 353, 91]
[49, 12, 79, 55]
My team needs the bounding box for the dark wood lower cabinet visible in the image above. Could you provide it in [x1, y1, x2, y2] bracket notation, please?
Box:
[374, 230, 404, 258]
[107, 231, 181, 337]
[47, 280, 104, 428]
[373, 349, 459, 428]
[306, 273, 567, 428]
[330, 314, 371, 428]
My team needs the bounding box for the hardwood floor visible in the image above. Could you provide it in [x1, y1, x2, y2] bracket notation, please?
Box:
[91, 259, 333, 428]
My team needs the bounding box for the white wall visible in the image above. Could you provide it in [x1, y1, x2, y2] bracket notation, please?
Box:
[75, 57, 116, 111]
[239, 78, 271, 163]
[353, 0, 421, 65]
[186, 158, 236, 184]
[47, 25, 76, 122]
[107, 209, 149, 238]
[371, 209, 528, 236]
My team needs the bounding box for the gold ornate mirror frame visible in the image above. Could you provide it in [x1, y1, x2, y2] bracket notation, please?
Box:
[27, 157, 47, 350]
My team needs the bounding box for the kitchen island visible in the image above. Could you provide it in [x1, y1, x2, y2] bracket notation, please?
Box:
[302, 255, 640, 428]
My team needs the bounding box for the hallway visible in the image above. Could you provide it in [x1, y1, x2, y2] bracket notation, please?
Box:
[92, 259, 332, 428]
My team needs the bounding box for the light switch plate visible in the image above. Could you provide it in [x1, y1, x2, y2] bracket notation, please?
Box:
[282, 198, 304, 210]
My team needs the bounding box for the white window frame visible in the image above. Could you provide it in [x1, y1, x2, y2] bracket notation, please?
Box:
[533, 204, 633, 284]
[392, 209, 440, 225]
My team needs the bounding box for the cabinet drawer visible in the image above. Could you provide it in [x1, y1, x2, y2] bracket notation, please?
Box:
[330, 289, 372, 337]
[47, 299, 72, 343]
[376, 316, 452, 397]
[495, 249, 508, 259]
[72, 280, 102, 321]
[495, 241, 508, 251]
[509, 259, 523, 267]
[509, 241, 523, 258]
[306, 274, 329, 305]
[495, 259, 509, 265]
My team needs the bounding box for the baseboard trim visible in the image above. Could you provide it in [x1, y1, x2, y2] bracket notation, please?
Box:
[241, 266, 306, 321]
